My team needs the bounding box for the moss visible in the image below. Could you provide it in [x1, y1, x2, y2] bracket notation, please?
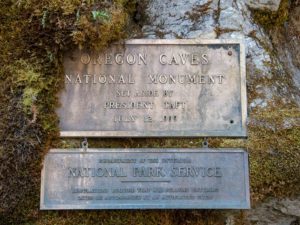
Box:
[0, 0, 135, 224]
[220, 106, 300, 203]
[33, 210, 228, 225]
[154, 29, 165, 38]
[4, 60, 45, 116]
[251, 0, 290, 30]
[0, 0, 300, 224]
[73, 6, 128, 50]
[185, 0, 212, 22]
[215, 27, 238, 38]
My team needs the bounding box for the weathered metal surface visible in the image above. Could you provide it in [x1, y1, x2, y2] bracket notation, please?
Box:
[40, 148, 250, 209]
[58, 39, 247, 137]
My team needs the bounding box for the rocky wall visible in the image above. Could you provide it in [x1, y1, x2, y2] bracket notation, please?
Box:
[0, 0, 299, 224]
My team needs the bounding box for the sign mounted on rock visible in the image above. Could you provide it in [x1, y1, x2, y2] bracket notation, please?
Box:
[57, 39, 247, 137]
[40, 148, 250, 209]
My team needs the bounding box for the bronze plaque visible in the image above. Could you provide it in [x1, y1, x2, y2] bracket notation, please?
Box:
[40, 148, 250, 209]
[58, 39, 247, 137]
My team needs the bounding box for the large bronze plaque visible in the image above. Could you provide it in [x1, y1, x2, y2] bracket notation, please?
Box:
[58, 39, 247, 137]
[40, 148, 250, 209]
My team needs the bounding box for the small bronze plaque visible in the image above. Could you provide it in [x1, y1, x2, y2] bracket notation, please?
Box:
[40, 148, 250, 209]
[58, 39, 247, 137]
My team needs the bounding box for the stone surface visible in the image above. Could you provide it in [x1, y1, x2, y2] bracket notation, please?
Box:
[246, 197, 300, 225]
[58, 40, 247, 137]
[268, 5, 300, 103]
[138, 0, 300, 223]
[245, 0, 282, 11]
[141, 0, 300, 107]
[40, 148, 250, 209]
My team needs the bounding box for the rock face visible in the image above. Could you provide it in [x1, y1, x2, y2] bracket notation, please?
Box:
[142, 0, 300, 108]
[141, 0, 300, 224]
[245, 0, 282, 11]
[246, 197, 300, 225]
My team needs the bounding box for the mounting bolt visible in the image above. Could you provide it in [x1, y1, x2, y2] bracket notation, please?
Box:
[202, 138, 209, 148]
[82, 137, 88, 151]
[228, 51, 232, 56]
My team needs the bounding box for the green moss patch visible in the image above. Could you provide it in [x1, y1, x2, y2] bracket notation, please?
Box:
[251, 0, 289, 30]
[221, 107, 300, 203]
[0, 0, 134, 224]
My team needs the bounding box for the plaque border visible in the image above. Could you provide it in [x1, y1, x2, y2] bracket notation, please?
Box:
[60, 39, 247, 137]
[40, 148, 250, 210]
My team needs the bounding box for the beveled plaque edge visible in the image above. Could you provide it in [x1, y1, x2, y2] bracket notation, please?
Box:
[59, 39, 247, 138]
[40, 148, 250, 210]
